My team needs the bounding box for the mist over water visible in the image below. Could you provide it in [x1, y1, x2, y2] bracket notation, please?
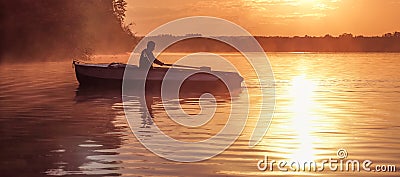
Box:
[0, 52, 399, 176]
[0, 0, 134, 63]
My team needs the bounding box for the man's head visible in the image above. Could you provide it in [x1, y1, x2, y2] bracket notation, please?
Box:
[147, 41, 155, 51]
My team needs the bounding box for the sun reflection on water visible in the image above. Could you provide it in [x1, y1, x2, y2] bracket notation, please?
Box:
[287, 75, 319, 162]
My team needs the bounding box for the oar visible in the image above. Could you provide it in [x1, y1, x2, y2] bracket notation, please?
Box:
[164, 63, 210, 70]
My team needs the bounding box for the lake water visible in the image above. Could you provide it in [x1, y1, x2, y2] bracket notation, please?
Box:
[1, 53, 399, 176]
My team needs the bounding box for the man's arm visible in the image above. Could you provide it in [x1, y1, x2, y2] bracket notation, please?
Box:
[153, 58, 164, 66]
[146, 50, 164, 66]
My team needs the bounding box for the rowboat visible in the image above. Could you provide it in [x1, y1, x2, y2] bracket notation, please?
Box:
[73, 61, 243, 92]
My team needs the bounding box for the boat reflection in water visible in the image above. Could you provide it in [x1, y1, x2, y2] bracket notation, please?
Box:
[75, 82, 242, 128]
[72, 80, 242, 174]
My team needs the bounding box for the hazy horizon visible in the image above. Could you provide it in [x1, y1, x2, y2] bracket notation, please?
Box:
[126, 0, 400, 36]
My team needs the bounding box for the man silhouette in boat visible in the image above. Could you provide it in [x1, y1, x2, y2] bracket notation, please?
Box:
[139, 41, 165, 69]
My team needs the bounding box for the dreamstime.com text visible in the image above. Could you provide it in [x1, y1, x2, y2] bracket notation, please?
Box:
[257, 149, 397, 173]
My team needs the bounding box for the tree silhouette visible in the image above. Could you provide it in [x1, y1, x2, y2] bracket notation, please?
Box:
[113, 0, 128, 25]
[0, 0, 134, 62]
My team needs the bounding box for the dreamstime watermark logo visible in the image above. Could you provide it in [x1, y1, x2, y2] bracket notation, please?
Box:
[336, 148, 348, 159]
[122, 16, 275, 162]
[257, 149, 398, 173]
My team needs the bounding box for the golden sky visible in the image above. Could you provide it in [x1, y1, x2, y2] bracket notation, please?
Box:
[126, 0, 400, 36]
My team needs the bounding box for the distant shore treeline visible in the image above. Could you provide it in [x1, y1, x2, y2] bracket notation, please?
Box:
[142, 33, 400, 53]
